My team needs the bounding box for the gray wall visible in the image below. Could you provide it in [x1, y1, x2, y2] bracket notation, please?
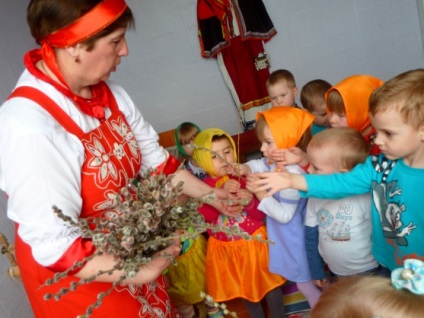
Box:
[0, 0, 423, 317]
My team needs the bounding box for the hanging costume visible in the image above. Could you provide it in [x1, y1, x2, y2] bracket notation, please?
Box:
[197, 0, 276, 124]
[325, 75, 383, 155]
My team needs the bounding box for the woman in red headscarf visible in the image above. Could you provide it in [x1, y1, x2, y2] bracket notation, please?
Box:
[0, 1, 237, 317]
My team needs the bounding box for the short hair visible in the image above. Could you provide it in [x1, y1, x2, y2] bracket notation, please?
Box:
[255, 116, 312, 152]
[27, 0, 134, 50]
[311, 276, 424, 318]
[300, 79, 332, 112]
[369, 69, 424, 130]
[176, 123, 200, 146]
[326, 90, 345, 115]
[266, 69, 296, 89]
[307, 128, 368, 170]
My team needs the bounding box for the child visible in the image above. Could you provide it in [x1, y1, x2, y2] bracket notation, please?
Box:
[175, 122, 208, 180]
[326, 74, 383, 154]
[233, 107, 322, 308]
[246, 69, 424, 275]
[304, 128, 379, 287]
[300, 79, 332, 135]
[311, 259, 424, 318]
[193, 128, 286, 318]
[266, 69, 298, 107]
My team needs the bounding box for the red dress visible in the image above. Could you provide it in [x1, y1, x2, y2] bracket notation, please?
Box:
[12, 86, 180, 318]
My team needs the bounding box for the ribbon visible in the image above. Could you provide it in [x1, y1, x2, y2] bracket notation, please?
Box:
[391, 259, 424, 294]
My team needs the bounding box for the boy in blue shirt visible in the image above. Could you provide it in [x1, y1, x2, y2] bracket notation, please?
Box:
[246, 69, 424, 275]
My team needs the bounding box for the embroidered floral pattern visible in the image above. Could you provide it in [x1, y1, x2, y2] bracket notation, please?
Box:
[87, 137, 118, 181]
[113, 120, 139, 157]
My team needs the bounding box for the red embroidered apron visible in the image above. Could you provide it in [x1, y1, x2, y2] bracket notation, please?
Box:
[11, 86, 180, 318]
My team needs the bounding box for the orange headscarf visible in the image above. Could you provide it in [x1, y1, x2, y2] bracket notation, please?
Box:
[256, 107, 314, 149]
[325, 75, 383, 132]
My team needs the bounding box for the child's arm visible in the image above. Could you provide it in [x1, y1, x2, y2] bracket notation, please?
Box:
[305, 225, 328, 288]
[246, 171, 308, 195]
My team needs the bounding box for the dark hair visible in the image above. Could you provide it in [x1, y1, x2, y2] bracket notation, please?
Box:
[300, 79, 332, 111]
[266, 69, 296, 89]
[27, 0, 134, 50]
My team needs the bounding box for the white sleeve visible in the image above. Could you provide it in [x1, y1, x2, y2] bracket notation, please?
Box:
[0, 97, 85, 266]
[304, 199, 319, 227]
[256, 164, 304, 223]
[107, 81, 168, 172]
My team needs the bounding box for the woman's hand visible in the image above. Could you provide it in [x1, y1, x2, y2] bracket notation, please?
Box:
[227, 163, 251, 176]
[237, 188, 253, 205]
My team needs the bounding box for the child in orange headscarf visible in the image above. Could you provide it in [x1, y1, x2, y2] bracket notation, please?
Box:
[231, 107, 322, 308]
[326, 74, 383, 155]
[193, 128, 286, 318]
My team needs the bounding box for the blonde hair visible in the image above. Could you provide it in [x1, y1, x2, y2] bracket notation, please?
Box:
[266, 69, 296, 89]
[300, 79, 332, 112]
[326, 90, 345, 115]
[307, 128, 368, 170]
[256, 116, 312, 152]
[369, 69, 424, 130]
[312, 276, 424, 318]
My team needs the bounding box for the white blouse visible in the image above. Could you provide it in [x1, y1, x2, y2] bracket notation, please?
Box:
[0, 70, 167, 266]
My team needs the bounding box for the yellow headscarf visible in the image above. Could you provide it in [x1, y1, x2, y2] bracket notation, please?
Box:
[256, 107, 314, 149]
[192, 128, 237, 178]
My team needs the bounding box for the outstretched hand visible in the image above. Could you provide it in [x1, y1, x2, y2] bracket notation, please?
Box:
[246, 171, 298, 196]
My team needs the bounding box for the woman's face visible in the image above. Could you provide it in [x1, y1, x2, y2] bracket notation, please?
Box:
[78, 27, 129, 85]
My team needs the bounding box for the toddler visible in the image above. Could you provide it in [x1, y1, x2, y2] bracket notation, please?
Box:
[266, 69, 298, 107]
[234, 107, 322, 308]
[300, 79, 332, 135]
[304, 128, 378, 287]
[193, 128, 286, 318]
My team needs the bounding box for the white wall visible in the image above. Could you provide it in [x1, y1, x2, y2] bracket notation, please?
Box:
[0, 0, 423, 317]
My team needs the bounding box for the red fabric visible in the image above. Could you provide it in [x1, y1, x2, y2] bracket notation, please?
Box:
[155, 154, 181, 176]
[198, 176, 265, 241]
[221, 36, 270, 110]
[11, 85, 179, 317]
[42, 0, 127, 48]
[364, 127, 381, 155]
[25, 49, 108, 121]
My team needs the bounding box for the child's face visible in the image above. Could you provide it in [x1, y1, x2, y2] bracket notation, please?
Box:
[268, 80, 298, 107]
[307, 145, 341, 174]
[371, 109, 424, 163]
[211, 138, 235, 177]
[259, 125, 278, 159]
[328, 111, 348, 128]
[310, 102, 330, 127]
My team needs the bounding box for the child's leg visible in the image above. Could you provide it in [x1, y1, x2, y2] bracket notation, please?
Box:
[242, 299, 266, 318]
[264, 287, 285, 318]
[177, 304, 197, 318]
[296, 280, 321, 308]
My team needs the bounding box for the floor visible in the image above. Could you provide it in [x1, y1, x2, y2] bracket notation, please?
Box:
[225, 298, 310, 318]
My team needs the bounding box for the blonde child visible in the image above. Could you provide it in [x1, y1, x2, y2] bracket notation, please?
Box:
[300, 79, 332, 135]
[266, 69, 298, 107]
[193, 128, 286, 318]
[311, 259, 424, 318]
[326, 74, 383, 154]
[175, 122, 208, 180]
[233, 107, 322, 308]
[247, 69, 424, 275]
[304, 128, 378, 287]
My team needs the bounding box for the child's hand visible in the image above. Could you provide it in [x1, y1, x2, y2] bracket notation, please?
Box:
[313, 278, 329, 288]
[223, 179, 241, 193]
[237, 188, 253, 205]
[245, 173, 268, 200]
[271, 147, 307, 166]
[227, 163, 251, 176]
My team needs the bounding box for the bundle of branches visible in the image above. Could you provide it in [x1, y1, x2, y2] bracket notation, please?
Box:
[42, 168, 264, 317]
